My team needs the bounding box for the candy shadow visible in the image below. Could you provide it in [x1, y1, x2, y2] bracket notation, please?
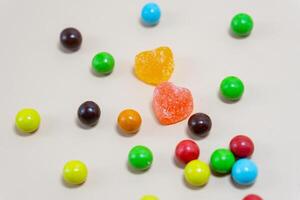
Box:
[90, 67, 112, 78]
[139, 18, 159, 28]
[185, 126, 209, 141]
[182, 176, 205, 190]
[57, 42, 78, 54]
[218, 91, 241, 104]
[229, 177, 253, 190]
[115, 125, 136, 138]
[126, 162, 148, 175]
[210, 168, 228, 178]
[228, 28, 249, 40]
[60, 176, 83, 189]
[173, 156, 185, 169]
[14, 125, 36, 137]
[75, 118, 96, 130]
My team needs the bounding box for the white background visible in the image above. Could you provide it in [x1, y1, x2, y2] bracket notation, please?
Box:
[0, 0, 299, 199]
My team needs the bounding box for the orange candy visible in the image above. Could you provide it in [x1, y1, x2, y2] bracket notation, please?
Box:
[117, 109, 142, 134]
[153, 82, 193, 125]
[134, 46, 174, 85]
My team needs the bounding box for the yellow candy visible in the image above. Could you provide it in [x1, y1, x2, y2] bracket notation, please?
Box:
[134, 46, 174, 85]
[184, 160, 210, 187]
[63, 160, 88, 185]
[15, 108, 41, 133]
[140, 195, 159, 200]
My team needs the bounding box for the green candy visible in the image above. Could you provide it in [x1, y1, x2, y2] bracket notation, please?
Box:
[231, 13, 254, 37]
[210, 148, 235, 174]
[92, 52, 115, 74]
[128, 145, 153, 170]
[220, 76, 244, 101]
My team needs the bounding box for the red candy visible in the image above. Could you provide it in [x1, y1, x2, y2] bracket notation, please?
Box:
[175, 139, 200, 164]
[230, 135, 254, 158]
[243, 194, 263, 200]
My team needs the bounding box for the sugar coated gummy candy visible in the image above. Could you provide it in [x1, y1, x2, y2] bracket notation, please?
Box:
[134, 47, 174, 85]
[153, 82, 193, 125]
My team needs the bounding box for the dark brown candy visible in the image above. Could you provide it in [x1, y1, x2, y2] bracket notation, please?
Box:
[188, 113, 212, 136]
[78, 101, 100, 126]
[60, 27, 82, 51]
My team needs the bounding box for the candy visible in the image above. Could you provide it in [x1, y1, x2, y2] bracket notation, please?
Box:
[92, 52, 115, 75]
[134, 47, 174, 85]
[128, 145, 153, 171]
[77, 101, 101, 126]
[243, 194, 263, 200]
[15, 108, 41, 133]
[140, 195, 159, 200]
[175, 140, 200, 164]
[232, 159, 258, 186]
[230, 135, 254, 158]
[63, 160, 88, 185]
[117, 109, 142, 134]
[188, 113, 212, 136]
[60, 27, 82, 51]
[220, 76, 244, 101]
[141, 2, 161, 26]
[153, 82, 193, 125]
[184, 160, 210, 187]
[231, 13, 254, 37]
[210, 148, 235, 174]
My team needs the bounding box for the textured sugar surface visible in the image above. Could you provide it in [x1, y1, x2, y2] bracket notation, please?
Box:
[153, 82, 193, 125]
[135, 47, 174, 85]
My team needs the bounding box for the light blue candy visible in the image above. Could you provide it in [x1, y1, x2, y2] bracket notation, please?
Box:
[141, 2, 161, 26]
[231, 158, 258, 186]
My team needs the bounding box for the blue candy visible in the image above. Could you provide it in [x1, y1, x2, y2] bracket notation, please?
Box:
[141, 2, 161, 26]
[231, 158, 258, 185]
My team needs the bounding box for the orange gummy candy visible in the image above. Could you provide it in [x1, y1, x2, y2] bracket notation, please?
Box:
[134, 46, 174, 85]
[152, 82, 193, 125]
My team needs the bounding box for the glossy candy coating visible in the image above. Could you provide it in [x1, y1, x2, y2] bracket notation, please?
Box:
[175, 139, 200, 164]
[230, 135, 254, 158]
[140, 195, 159, 200]
[15, 108, 41, 133]
[77, 101, 101, 126]
[60, 27, 82, 51]
[232, 158, 258, 186]
[153, 82, 193, 125]
[135, 47, 174, 85]
[188, 113, 212, 136]
[141, 2, 161, 26]
[118, 109, 142, 134]
[63, 160, 88, 185]
[243, 194, 263, 200]
[220, 76, 244, 101]
[231, 13, 254, 37]
[210, 148, 235, 174]
[128, 145, 153, 170]
[92, 52, 115, 75]
[184, 160, 210, 187]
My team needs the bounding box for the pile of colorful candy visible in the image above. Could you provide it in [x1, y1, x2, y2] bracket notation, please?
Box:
[14, 2, 263, 200]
